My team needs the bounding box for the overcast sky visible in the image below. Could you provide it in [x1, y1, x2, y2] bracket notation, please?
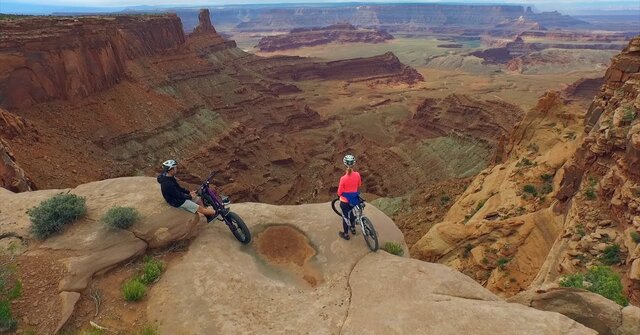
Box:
[2, 0, 638, 8]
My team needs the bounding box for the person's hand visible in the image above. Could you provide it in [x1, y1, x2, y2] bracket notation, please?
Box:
[190, 191, 197, 198]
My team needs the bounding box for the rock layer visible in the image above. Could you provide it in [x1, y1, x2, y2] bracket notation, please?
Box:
[257, 24, 393, 51]
[0, 15, 185, 110]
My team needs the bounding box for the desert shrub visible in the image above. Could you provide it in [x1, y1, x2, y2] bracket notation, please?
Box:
[584, 176, 599, 200]
[540, 183, 553, 195]
[516, 158, 535, 168]
[122, 279, 146, 302]
[497, 257, 510, 270]
[540, 173, 554, 182]
[28, 193, 86, 239]
[622, 107, 637, 124]
[137, 324, 159, 335]
[560, 266, 628, 306]
[523, 184, 538, 196]
[440, 195, 451, 206]
[381, 242, 404, 256]
[575, 224, 586, 237]
[631, 231, 640, 244]
[102, 206, 139, 230]
[560, 273, 585, 288]
[463, 243, 473, 258]
[475, 199, 486, 211]
[0, 299, 16, 331]
[139, 258, 165, 285]
[599, 244, 621, 265]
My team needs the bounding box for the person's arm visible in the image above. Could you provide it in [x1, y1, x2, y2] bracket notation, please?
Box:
[174, 180, 192, 200]
[337, 177, 345, 197]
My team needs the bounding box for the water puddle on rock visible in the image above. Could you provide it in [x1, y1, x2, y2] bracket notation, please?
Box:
[254, 225, 322, 287]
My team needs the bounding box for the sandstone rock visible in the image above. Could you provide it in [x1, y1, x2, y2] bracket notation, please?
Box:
[191, 9, 217, 35]
[510, 288, 624, 335]
[630, 259, 640, 281]
[595, 242, 608, 252]
[148, 202, 408, 334]
[54, 292, 81, 334]
[620, 305, 640, 335]
[342, 254, 596, 335]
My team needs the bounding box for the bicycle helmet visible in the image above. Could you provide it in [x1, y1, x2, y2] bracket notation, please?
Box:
[162, 159, 177, 172]
[343, 154, 356, 168]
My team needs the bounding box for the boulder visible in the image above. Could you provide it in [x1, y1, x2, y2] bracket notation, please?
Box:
[509, 288, 640, 335]
[342, 253, 595, 334]
[148, 202, 594, 335]
[54, 292, 81, 334]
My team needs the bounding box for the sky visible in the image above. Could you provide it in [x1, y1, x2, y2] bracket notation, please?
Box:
[1, 0, 639, 14]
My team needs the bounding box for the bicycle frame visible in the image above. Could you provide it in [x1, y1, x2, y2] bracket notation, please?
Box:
[198, 172, 230, 221]
[350, 203, 367, 234]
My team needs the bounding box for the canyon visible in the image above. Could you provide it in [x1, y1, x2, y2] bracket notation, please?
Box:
[0, 3, 639, 334]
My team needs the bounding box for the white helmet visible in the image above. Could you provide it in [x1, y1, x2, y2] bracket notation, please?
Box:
[343, 154, 356, 167]
[162, 159, 177, 172]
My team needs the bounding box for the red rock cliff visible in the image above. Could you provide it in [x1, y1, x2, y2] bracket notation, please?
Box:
[0, 14, 185, 110]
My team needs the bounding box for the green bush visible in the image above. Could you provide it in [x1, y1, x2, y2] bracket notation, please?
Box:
[622, 107, 637, 124]
[599, 244, 621, 265]
[523, 184, 538, 196]
[516, 158, 535, 167]
[0, 300, 16, 331]
[540, 173, 554, 182]
[137, 324, 159, 335]
[631, 231, 640, 244]
[540, 183, 553, 195]
[381, 242, 404, 256]
[440, 195, 451, 205]
[102, 206, 139, 230]
[139, 258, 164, 285]
[122, 279, 146, 302]
[28, 193, 86, 239]
[463, 243, 473, 258]
[560, 266, 628, 306]
[497, 257, 510, 270]
[560, 273, 585, 288]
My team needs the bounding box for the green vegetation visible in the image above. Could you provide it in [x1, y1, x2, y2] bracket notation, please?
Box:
[631, 231, 640, 244]
[28, 193, 86, 239]
[599, 244, 621, 265]
[122, 257, 165, 302]
[139, 257, 165, 285]
[575, 224, 586, 237]
[497, 257, 510, 270]
[381, 242, 404, 256]
[464, 198, 488, 223]
[516, 158, 535, 168]
[440, 195, 451, 206]
[523, 184, 538, 197]
[621, 106, 637, 124]
[137, 324, 159, 335]
[122, 278, 146, 302]
[560, 266, 628, 306]
[102, 206, 140, 230]
[463, 243, 473, 258]
[0, 264, 21, 331]
[481, 257, 489, 265]
[540, 173, 554, 182]
[584, 176, 598, 200]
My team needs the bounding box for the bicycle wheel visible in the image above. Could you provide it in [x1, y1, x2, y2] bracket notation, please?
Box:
[362, 217, 379, 252]
[225, 212, 251, 244]
[331, 198, 343, 217]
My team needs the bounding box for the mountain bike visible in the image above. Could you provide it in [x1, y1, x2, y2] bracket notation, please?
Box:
[331, 197, 378, 251]
[198, 171, 251, 244]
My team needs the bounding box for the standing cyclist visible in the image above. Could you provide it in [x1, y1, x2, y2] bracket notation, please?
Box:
[157, 160, 215, 220]
[336, 154, 361, 240]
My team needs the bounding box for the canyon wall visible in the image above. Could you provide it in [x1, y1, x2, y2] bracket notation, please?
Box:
[0, 15, 185, 110]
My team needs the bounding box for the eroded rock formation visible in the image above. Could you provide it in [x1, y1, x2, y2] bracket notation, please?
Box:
[256, 24, 393, 51]
[0, 15, 185, 110]
[412, 36, 640, 305]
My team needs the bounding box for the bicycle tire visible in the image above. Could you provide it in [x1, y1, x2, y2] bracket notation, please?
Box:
[225, 212, 251, 244]
[362, 217, 379, 252]
[331, 198, 343, 217]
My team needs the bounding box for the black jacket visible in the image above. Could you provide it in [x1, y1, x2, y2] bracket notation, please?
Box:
[157, 173, 192, 207]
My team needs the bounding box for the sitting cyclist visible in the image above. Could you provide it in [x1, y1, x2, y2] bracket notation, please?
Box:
[336, 154, 361, 241]
[157, 160, 215, 220]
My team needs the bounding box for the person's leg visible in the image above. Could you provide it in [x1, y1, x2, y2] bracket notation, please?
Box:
[339, 201, 352, 239]
[196, 206, 215, 216]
